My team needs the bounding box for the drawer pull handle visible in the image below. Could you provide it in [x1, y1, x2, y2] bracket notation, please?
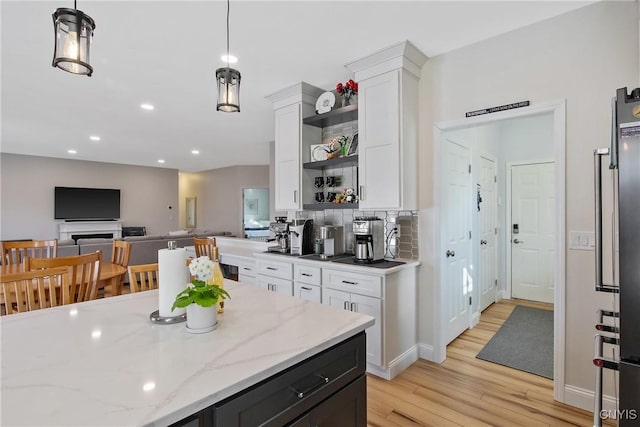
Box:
[350, 302, 357, 312]
[342, 280, 358, 285]
[266, 267, 277, 271]
[301, 273, 312, 277]
[301, 286, 312, 291]
[343, 301, 349, 310]
[290, 374, 329, 399]
[243, 267, 252, 271]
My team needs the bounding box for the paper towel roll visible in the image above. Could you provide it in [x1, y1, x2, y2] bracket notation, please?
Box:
[158, 247, 187, 317]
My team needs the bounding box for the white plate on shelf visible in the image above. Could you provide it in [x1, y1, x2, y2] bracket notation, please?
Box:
[315, 91, 335, 114]
[310, 144, 328, 161]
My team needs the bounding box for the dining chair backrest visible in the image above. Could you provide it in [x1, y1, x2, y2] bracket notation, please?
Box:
[194, 237, 216, 259]
[27, 252, 102, 303]
[111, 240, 132, 290]
[127, 263, 159, 293]
[1, 267, 70, 315]
[1, 240, 58, 265]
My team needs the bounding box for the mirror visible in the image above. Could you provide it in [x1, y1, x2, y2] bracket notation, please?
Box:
[243, 188, 270, 239]
[185, 197, 197, 228]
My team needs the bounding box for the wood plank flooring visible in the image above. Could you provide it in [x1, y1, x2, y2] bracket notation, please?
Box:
[367, 299, 609, 427]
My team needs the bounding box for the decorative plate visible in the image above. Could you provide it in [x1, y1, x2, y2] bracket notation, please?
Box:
[315, 91, 335, 114]
[310, 144, 328, 161]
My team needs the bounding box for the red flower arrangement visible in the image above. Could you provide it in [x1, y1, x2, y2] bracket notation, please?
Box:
[336, 79, 358, 97]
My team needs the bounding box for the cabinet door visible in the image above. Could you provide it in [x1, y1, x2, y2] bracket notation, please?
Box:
[258, 275, 293, 296]
[238, 273, 257, 287]
[275, 103, 301, 210]
[309, 376, 366, 427]
[322, 287, 351, 311]
[351, 294, 382, 366]
[294, 283, 321, 303]
[358, 70, 400, 210]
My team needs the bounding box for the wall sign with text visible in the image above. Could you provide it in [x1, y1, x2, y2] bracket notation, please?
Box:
[466, 101, 530, 118]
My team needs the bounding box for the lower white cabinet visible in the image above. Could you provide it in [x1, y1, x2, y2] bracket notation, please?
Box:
[294, 264, 322, 303]
[322, 279, 383, 367]
[257, 275, 294, 296]
[294, 282, 321, 303]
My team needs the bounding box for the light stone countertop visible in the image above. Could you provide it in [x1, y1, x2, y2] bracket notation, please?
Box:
[0, 281, 373, 426]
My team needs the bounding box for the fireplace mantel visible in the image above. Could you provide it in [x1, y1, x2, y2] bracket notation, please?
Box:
[58, 221, 123, 241]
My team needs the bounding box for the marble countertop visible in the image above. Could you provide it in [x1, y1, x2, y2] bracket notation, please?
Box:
[0, 281, 373, 426]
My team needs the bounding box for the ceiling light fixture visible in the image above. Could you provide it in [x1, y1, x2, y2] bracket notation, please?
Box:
[216, 0, 241, 113]
[220, 54, 237, 64]
[140, 103, 155, 111]
[52, 0, 95, 76]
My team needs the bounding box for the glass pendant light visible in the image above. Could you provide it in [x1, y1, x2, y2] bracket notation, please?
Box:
[216, 0, 241, 112]
[52, 0, 95, 76]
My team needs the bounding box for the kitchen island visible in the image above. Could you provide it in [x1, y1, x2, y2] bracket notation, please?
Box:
[0, 281, 373, 426]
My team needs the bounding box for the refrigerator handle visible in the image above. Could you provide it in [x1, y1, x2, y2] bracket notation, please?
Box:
[594, 148, 608, 291]
[610, 96, 618, 169]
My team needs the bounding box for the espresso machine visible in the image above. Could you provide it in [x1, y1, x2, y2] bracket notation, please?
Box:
[318, 225, 344, 259]
[268, 217, 290, 253]
[353, 217, 384, 263]
[289, 219, 314, 256]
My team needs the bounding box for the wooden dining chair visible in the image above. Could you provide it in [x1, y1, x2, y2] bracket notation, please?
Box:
[127, 263, 159, 293]
[27, 252, 102, 303]
[194, 237, 216, 259]
[111, 240, 132, 295]
[1, 239, 58, 265]
[1, 267, 70, 315]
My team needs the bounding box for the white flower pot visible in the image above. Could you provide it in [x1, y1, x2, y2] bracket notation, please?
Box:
[186, 303, 217, 333]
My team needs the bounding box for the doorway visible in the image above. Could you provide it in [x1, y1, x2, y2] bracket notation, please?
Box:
[242, 188, 270, 240]
[433, 100, 566, 402]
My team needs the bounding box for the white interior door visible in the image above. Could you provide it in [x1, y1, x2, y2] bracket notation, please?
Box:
[511, 162, 555, 303]
[478, 156, 497, 312]
[443, 139, 472, 344]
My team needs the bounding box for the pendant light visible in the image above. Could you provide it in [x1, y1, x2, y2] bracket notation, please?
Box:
[216, 0, 241, 112]
[52, 0, 95, 76]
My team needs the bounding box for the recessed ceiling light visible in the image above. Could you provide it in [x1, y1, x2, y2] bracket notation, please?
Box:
[67, 149, 77, 154]
[89, 135, 101, 141]
[191, 150, 200, 155]
[140, 103, 155, 111]
[221, 54, 238, 64]
[157, 159, 165, 164]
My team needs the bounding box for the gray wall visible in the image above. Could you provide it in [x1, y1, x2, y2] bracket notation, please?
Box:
[179, 165, 269, 238]
[0, 153, 179, 240]
[418, 0, 638, 403]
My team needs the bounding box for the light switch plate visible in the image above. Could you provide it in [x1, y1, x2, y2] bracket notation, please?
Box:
[569, 231, 595, 251]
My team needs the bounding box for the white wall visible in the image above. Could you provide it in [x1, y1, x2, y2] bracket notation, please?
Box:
[0, 153, 179, 239]
[178, 165, 269, 238]
[418, 0, 638, 402]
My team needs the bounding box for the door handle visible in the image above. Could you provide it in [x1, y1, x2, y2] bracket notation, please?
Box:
[343, 301, 349, 310]
[480, 240, 487, 245]
[350, 302, 357, 312]
[513, 239, 524, 244]
[446, 250, 455, 257]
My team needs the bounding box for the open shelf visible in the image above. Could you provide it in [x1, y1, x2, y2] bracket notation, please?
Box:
[303, 104, 358, 128]
[303, 203, 359, 211]
[303, 155, 358, 170]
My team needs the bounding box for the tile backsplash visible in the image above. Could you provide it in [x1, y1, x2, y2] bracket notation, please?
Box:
[294, 209, 419, 260]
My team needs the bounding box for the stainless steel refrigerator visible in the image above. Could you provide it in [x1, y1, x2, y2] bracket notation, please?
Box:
[614, 87, 640, 425]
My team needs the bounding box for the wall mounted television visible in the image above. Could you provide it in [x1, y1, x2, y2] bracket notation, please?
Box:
[54, 187, 121, 221]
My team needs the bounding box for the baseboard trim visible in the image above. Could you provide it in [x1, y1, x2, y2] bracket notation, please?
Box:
[366, 345, 420, 380]
[418, 343, 435, 362]
[471, 311, 480, 328]
[564, 384, 618, 412]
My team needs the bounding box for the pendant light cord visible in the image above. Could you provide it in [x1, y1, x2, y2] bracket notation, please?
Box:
[226, 0, 230, 68]
[74, 0, 77, 10]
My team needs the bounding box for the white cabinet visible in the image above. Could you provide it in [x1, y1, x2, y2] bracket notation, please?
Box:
[220, 254, 257, 287]
[256, 258, 293, 296]
[322, 270, 383, 366]
[346, 41, 427, 211]
[294, 264, 321, 303]
[267, 82, 323, 211]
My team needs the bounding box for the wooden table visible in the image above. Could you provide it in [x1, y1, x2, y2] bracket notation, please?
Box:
[0, 262, 127, 298]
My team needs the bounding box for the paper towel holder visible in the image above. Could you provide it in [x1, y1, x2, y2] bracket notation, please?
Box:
[149, 310, 187, 324]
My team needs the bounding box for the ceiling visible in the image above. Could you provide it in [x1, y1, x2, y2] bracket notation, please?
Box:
[1, 1, 592, 173]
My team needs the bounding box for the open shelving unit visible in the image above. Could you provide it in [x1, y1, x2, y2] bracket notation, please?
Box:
[303, 202, 359, 211]
[302, 155, 358, 170]
[303, 104, 358, 128]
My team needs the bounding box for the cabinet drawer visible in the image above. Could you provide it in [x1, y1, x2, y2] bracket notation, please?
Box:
[322, 268, 382, 298]
[237, 260, 256, 278]
[294, 264, 321, 286]
[294, 283, 321, 303]
[239, 274, 257, 287]
[213, 332, 366, 427]
[257, 259, 293, 280]
[258, 275, 293, 296]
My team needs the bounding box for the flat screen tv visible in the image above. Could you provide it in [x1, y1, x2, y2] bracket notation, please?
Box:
[54, 187, 121, 220]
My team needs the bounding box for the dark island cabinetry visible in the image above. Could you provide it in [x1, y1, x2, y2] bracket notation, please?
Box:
[171, 332, 367, 427]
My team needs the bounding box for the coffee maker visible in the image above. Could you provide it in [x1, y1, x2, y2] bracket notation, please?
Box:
[318, 225, 344, 259]
[353, 217, 384, 263]
[289, 219, 314, 255]
[268, 217, 290, 253]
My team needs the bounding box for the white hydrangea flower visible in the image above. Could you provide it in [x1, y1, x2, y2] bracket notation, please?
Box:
[189, 256, 214, 282]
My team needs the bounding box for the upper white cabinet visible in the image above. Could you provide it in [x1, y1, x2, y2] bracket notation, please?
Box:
[267, 82, 323, 211]
[346, 41, 427, 211]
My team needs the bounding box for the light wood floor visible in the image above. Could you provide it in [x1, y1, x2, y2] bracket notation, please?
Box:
[367, 299, 608, 427]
